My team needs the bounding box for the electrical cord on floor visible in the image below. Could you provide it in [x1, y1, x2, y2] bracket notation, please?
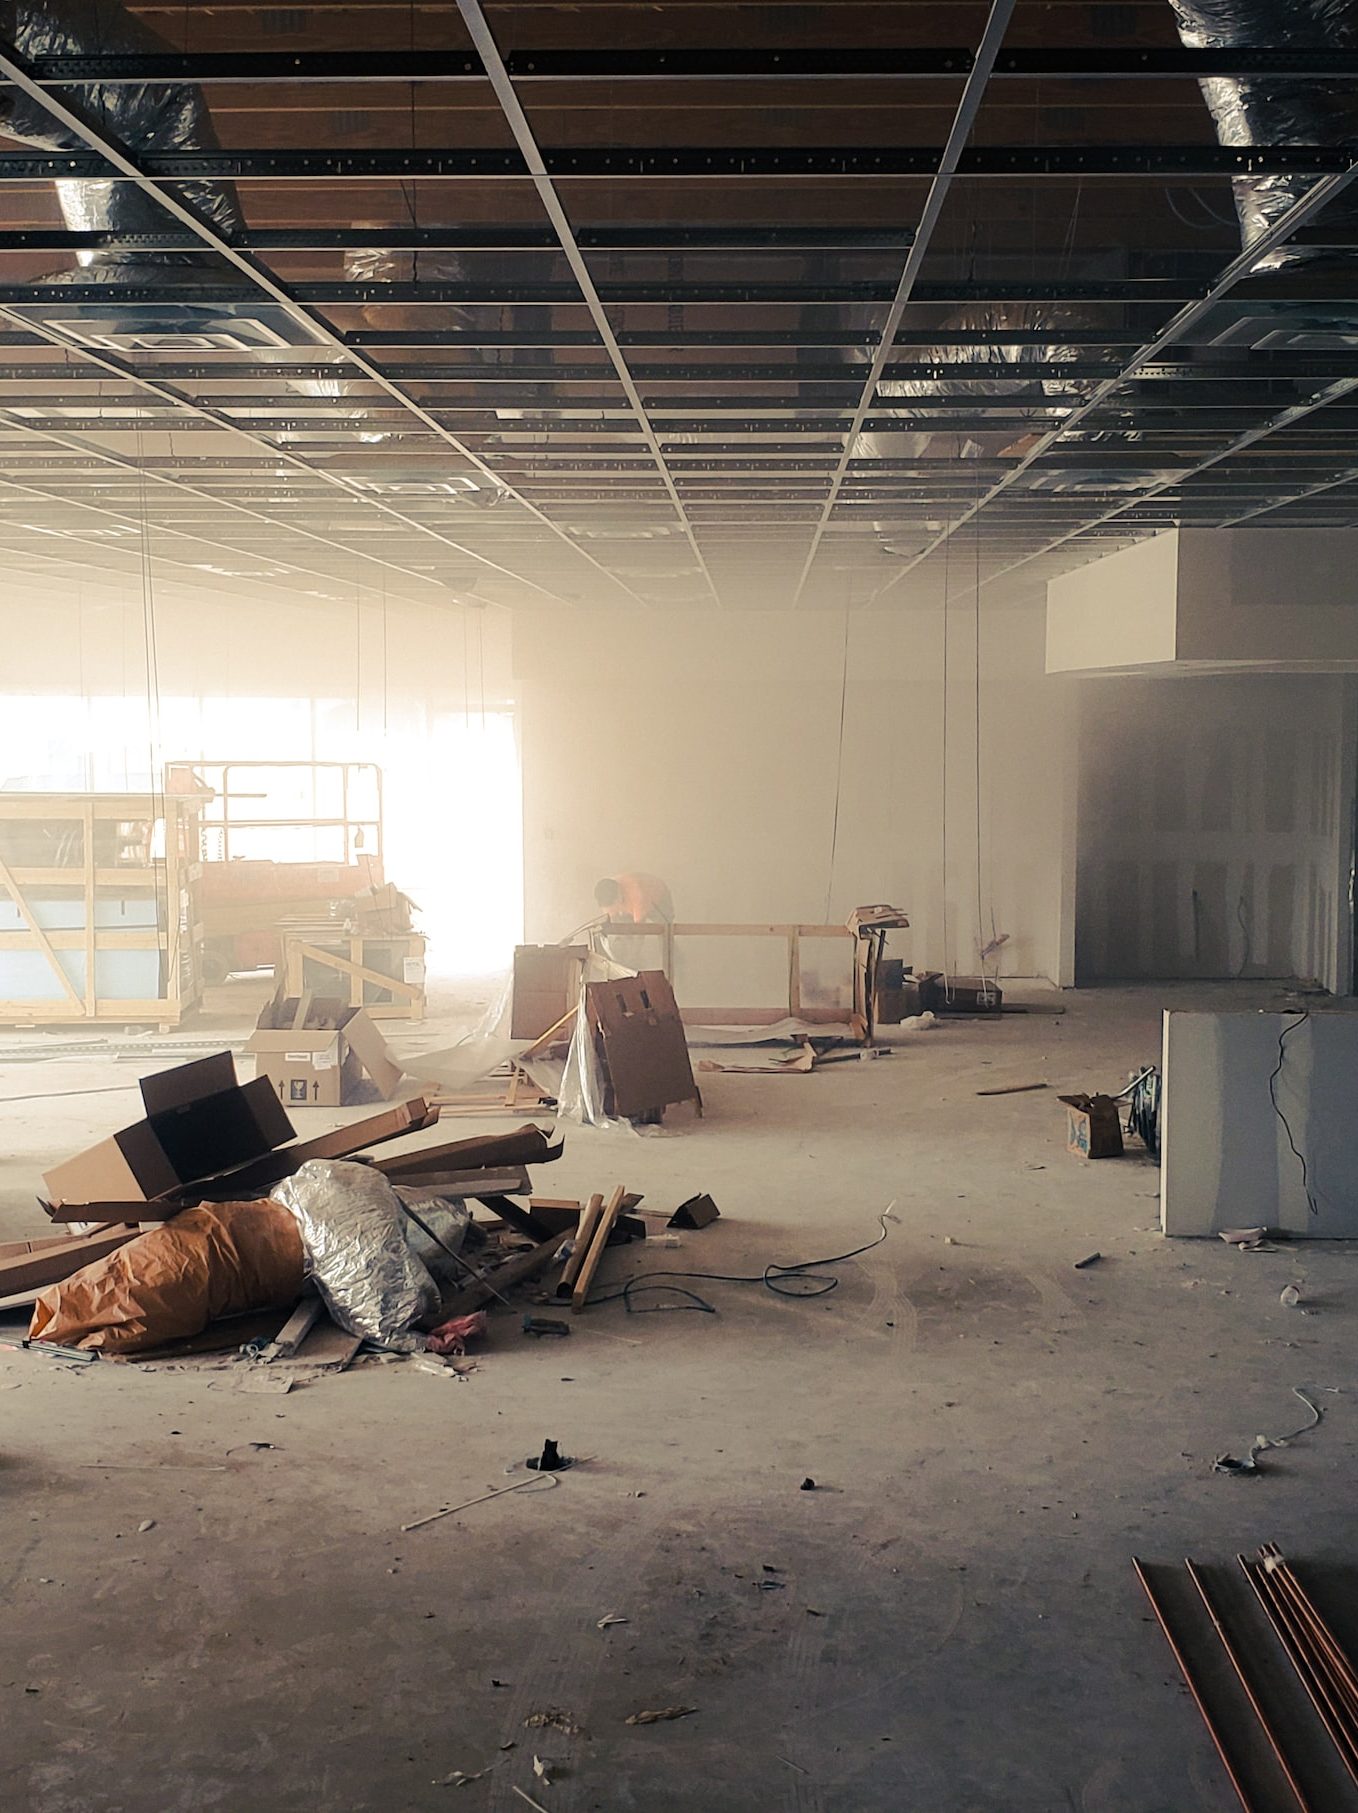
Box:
[1269, 1010, 1318, 1216]
[586, 1202, 898, 1314]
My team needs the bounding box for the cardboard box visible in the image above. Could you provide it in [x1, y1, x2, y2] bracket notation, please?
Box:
[247, 992, 404, 1107]
[512, 943, 587, 1040]
[936, 976, 1003, 1015]
[874, 966, 942, 1024]
[354, 882, 416, 936]
[1059, 1093, 1125, 1159]
[43, 1052, 295, 1210]
[585, 970, 698, 1120]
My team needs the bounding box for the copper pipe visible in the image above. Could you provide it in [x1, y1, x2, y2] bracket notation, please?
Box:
[1133, 1557, 1255, 1813]
[1240, 1556, 1358, 1791]
[1185, 1558, 1310, 1811]
[1259, 1548, 1358, 1717]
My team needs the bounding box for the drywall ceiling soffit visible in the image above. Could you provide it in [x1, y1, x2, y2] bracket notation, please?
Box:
[0, 7, 1356, 608]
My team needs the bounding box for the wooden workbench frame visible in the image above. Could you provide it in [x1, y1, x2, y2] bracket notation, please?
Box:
[281, 928, 427, 1020]
[0, 789, 205, 1027]
[589, 921, 855, 1026]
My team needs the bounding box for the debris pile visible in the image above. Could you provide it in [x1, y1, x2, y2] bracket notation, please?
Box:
[3, 1051, 725, 1369]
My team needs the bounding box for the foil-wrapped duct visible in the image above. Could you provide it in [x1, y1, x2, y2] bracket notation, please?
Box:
[856, 305, 1091, 462]
[272, 1159, 440, 1351]
[1169, 0, 1358, 265]
[0, 0, 244, 260]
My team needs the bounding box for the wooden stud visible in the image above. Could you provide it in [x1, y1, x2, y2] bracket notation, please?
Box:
[572, 1185, 627, 1313]
[557, 1192, 604, 1297]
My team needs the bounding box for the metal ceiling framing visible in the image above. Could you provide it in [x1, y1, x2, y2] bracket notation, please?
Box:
[0, 35, 651, 609]
[453, 0, 717, 605]
[0, 6, 1354, 609]
[7, 46, 1358, 84]
[791, 0, 1017, 606]
[869, 150, 1358, 604]
[0, 297, 582, 605]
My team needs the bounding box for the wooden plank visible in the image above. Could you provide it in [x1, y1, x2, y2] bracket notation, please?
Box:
[291, 938, 423, 1002]
[198, 1096, 436, 1200]
[572, 1186, 627, 1313]
[0, 1226, 140, 1296]
[472, 1192, 555, 1242]
[265, 1294, 322, 1360]
[557, 1191, 603, 1297]
[293, 1311, 362, 1370]
[601, 922, 849, 938]
[435, 1229, 570, 1319]
[394, 1167, 530, 1197]
[0, 848, 83, 1008]
[373, 1124, 561, 1178]
[788, 927, 801, 1016]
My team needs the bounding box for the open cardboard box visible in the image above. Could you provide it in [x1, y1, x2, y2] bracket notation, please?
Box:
[42, 1052, 296, 1215]
[247, 991, 404, 1106]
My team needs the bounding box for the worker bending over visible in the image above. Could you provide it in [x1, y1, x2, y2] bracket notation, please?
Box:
[594, 872, 674, 925]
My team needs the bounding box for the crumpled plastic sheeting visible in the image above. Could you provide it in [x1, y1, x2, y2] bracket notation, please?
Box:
[272, 1160, 439, 1350]
[3, 0, 245, 259]
[527, 950, 640, 1133]
[1169, 0, 1358, 266]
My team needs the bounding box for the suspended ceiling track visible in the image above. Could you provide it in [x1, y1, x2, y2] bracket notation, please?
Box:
[0, 145, 1345, 180]
[0, 33, 651, 609]
[8, 47, 1357, 83]
[791, 0, 1017, 606]
[869, 156, 1358, 604]
[454, 0, 718, 607]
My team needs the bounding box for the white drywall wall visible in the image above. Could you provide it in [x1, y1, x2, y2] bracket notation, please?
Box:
[1076, 673, 1355, 991]
[1047, 532, 1181, 673]
[515, 600, 1077, 988]
[1047, 527, 1358, 675]
[1161, 1009, 1358, 1237]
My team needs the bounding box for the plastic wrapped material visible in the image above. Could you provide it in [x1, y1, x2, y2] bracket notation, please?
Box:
[2, 0, 244, 260]
[1169, 1, 1358, 265]
[29, 1199, 304, 1355]
[272, 1159, 439, 1350]
[391, 1190, 471, 1288]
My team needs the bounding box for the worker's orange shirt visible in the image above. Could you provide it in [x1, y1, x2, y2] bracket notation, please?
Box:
[612, 872, 674, 923]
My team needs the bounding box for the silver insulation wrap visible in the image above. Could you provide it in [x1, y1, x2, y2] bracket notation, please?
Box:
[272, 1159, 440, 1351]
[858, 305, 1090, 462]
[1169, 0, 1358, 264]
[0, 0, 244, 259]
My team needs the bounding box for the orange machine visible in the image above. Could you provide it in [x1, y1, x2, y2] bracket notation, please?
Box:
[167, 761, 400, 984]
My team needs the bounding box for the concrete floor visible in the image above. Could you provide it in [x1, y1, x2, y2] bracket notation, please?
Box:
[1, 982, 1354, 1813]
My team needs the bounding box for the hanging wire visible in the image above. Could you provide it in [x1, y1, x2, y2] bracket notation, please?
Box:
[822, 605, 851, 923]
[135, 432, 169, 991]
[940, 475, 954, 988]
[972, 460, 992, 1005]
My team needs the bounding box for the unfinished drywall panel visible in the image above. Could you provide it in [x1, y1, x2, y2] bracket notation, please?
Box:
[1047, 528, 1358, 676]
[1046, 533, 1182, 674]
[1161, 1009, 1358, 1237]
[1076, 673, 1353, 990]
[515, 601, 1076, 990]
[1175, 529, 1358, 666]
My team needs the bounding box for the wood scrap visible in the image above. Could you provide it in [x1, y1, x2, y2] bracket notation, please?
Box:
[373, 1124, 561, 1179]
[557, 1193, 604, 1298]
[435, 1231, 571, 1319]
[572, 1186, 626, 1313]
[975, 1081, 1049, 1097]
[292, 1313, 363, 1370]
[0, 1226, 140, 1297]
[258, 1293, 322, 1362]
